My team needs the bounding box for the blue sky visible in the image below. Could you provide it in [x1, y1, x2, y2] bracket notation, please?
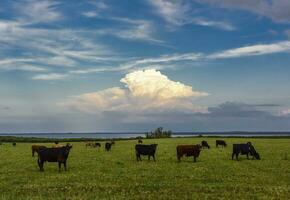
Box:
[0, 0, 290, 133]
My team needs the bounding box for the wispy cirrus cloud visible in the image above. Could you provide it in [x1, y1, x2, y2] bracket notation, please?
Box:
[0, 1, 164, 80]
[208, 41, 290, 59]
[95, 17, 164, 44]
[193, 0, 290, 24]
[69, 52, 202, 74]
[15, 0, 62, 24]
[147, 0, 235, 31]
[32, 73, 69, 80]
[69, 40, 290, 75]
[0, 58, 47, 72]
[82, 0, 108, 18]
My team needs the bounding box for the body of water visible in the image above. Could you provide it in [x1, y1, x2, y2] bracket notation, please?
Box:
[0, 132, 290, 139]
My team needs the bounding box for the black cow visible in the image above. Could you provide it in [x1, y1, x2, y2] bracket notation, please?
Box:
[232, 142, 260, 161]
[216, 140, 227, 148]
[138, 139, 143, 144]
[201, 140, 210, 149]
[37, 144, 72, 172]
[12, 142, 16, 146]
[105, 142, 113, 151]
[135, 144, 158, 161]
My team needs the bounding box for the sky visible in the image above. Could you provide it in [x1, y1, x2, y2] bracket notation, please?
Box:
[0, 0, 290, 133]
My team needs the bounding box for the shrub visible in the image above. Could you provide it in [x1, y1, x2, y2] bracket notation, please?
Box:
[145, 127, 172, 138]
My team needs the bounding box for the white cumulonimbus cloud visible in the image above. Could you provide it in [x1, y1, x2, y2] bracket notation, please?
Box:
[61, 69, 209, 113]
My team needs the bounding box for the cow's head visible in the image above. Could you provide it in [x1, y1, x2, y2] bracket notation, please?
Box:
[151, 144, 158, 150]
[254, 152, 260, 160]
[65, 144, 72, 151]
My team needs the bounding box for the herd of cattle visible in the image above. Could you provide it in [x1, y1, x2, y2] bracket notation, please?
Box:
[3, 139, 261, 172]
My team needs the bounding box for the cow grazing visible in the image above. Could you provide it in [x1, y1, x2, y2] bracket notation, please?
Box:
[37, 144, 72, 172]
[176, 145, 201, 162]
[135, 144, 158, 161]
[32, 145, 47, 157]
[201, 140, 210, 149]
[93, 142, 101, 148]
[216, 140, 227, 148]
[232, 142, 260, 161]
[12, 142, 16, 146]
[138, 139, 143, 144]
[105, 142, 114, 151]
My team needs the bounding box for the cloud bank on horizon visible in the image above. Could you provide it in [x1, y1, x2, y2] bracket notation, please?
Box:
[0, 0, 290, 132]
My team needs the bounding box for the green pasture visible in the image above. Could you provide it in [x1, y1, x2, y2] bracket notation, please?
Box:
[0, 138, 289, 199]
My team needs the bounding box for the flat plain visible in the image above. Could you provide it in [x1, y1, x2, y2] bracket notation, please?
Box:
[0, 137, 289, 199]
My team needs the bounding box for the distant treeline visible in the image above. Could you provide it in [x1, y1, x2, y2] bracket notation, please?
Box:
[145, 127, 172, 138]
[0, 136, 140, 143]
[1, 134, 290, 143]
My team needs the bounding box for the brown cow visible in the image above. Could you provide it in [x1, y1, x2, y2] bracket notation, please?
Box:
[176, 145, 202, 162]
[32, 145, 46, 157]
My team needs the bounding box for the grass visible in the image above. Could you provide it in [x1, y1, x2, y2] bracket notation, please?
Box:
[0, 137, 289, 199]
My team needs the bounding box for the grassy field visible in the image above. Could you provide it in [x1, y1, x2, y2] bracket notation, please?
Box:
[0, 137, 289, 199]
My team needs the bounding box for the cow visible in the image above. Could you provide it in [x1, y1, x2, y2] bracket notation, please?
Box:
[37, 144, 72, 172]
[176, 145, 202, 162]
[105, 142, 114, 151]
[201, 140, 210, 149]
[32, 145, 47, 157]
[138, 139, 143, 144]
[135, 144, 158, 161]
[232, 142, 260, 161]
[216, 140, 227, 148]
[93, 142, 101, 148]
[12, 142, 16, 146]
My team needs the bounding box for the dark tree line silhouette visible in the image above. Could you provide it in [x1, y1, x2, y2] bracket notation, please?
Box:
[145, 127, 172, 138]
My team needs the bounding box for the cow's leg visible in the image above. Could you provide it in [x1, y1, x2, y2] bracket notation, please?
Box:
[64, 162, 67, 171]
[58, 162, 61, 172]
[32, 149, 34, 157]
[41, 161, 44, 171]
[153, 154, 156, 162]
[148, 155, 150, 161]
[246, 153, 249, 160]
[236, 153, 239, 161]
[136, 154, 141, 161]
[38, 159, 44, 171]
[37, 158, 41, 171]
